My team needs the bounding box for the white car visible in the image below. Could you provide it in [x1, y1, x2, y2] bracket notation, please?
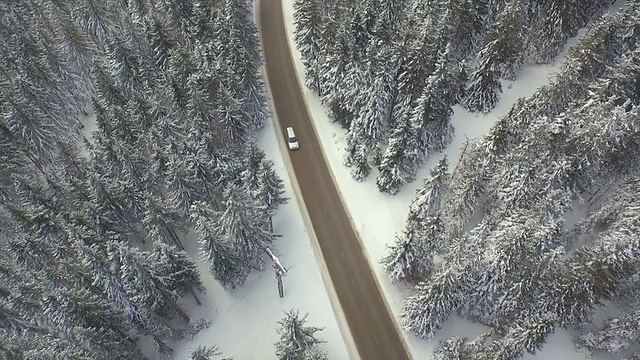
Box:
[285, 126, 299, 150]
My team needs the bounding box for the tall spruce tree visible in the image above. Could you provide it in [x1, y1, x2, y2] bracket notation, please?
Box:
[274, 310, 328, 360]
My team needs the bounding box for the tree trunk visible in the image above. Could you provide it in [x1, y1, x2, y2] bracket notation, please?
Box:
[167, 227, 185, 250]
[168, 297, 190, 322]
[188, 287, 202, 305]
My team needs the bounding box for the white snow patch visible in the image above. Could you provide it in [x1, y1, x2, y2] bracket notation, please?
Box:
[76, 104, 97, 159]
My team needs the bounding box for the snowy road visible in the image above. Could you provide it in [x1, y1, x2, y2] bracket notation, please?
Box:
[258, 0, 411, 359]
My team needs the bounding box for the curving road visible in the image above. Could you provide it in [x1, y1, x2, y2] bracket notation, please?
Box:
[258, 1, 411, 359]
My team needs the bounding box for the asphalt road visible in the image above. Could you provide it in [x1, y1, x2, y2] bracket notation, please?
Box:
[258, 1, 411, 359]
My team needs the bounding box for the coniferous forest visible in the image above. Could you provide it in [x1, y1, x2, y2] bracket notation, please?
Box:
[295, 0, 640, 359]
[1, 0, 286, 358]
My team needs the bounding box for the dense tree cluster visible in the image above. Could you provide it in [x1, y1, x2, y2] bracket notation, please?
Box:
[376, 2, 640, 359]
[0, 0, 284, 358]
[294, 0, 614, 190]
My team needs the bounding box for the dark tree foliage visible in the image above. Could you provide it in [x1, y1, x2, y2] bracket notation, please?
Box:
[274, 310, 328, 360]
[0, 0, 285, 358]
[294, 0, 324, 93]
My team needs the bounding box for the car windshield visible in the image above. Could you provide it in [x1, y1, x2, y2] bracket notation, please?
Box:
[288, 136, 297, 142]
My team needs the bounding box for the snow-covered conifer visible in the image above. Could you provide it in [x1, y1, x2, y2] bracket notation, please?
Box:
[71, 232, 171, 342]
[376, 116, 421, 194]
[481, 0, 528, 80]
[107, 240, 190, 322]
[274, 310, 328, 360]
[294, 0, 324, 93]
[441, 142, 488, 238]
[150, 242, 206, 305]
[409, 49, 455, 155]
[164, 148, 203, 214]
[145, 14, 175, 71]
[189, 345, 231, 360]
[346, 144, 371, 182]
[525, 0, 610, 64]
[190, 202, 249, 288]
[481, 313, 559, 360]
[220, 0, 269, 131]
[217, 183, 276, 271]
[104, 34, 153, 99]
[439, 0, 487, 59]
[42, 287, 138, 358]
[240, 144, 267, 194]
[463, 52, 502, 114]
[401, 265, 470, 340]
[409, 156, 450, 218]
[580, 306, 640, 355]
[142, 194, 187, 249]
[433, 332, 492, 360]
[382, 218, 437, 283]
[253, 160, 288, 232]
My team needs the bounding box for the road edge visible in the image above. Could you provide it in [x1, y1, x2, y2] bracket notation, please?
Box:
[278, 2, 412, 358]
[254, 3, 360, 359]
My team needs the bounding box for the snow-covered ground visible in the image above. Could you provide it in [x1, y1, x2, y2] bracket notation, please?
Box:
[280, 2, 625, 359]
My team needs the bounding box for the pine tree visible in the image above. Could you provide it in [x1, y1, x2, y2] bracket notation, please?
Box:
[525, 0, 611, 64]
[382, 157, 451, 281]
[274, 310, 328, 360]
[70, 231, 172, 345]
[481, 313, 559, 360]
[220, 0, 269, 131]
[401, 264, 470, 340]
[463, 50, 502, 113]
[382, 221, 436, 283]
[461, 192, 569, 326]
[142, 194, 187, 249]
[438, 0, 488, 59]
[294, 0, 324, 92]
[391, 9, 446, 128]
[372, 0, 406, 43]
[409, 49, 455, 155]
[107, 240, 191, 323]
[410, 156, 451, 218]
[433, 332, 492, 360]
[376, 115, 421, 194]
[145, 14, 175, 71]
[150, 242, 206, 305]
[319, 31, 361, 128]
[240, 144, 267, 194]
[164, 146, 202, 215]
[354, 43, 396, 149]
[190, 202, 248, 289]
[492, 248, 564, 330]
[481, 0, 528, 80]
[441, 141, 488, 239]
[253, 159, 288, 231]
[74, 0, 121, 45]
[216, 183, 276, 271]
[345, 144, 371, 182]
[41, 287, 138, 358]
[189, 345, 232, 360]
[104, 34, 154, 98]
[580, 306, 640, 355]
